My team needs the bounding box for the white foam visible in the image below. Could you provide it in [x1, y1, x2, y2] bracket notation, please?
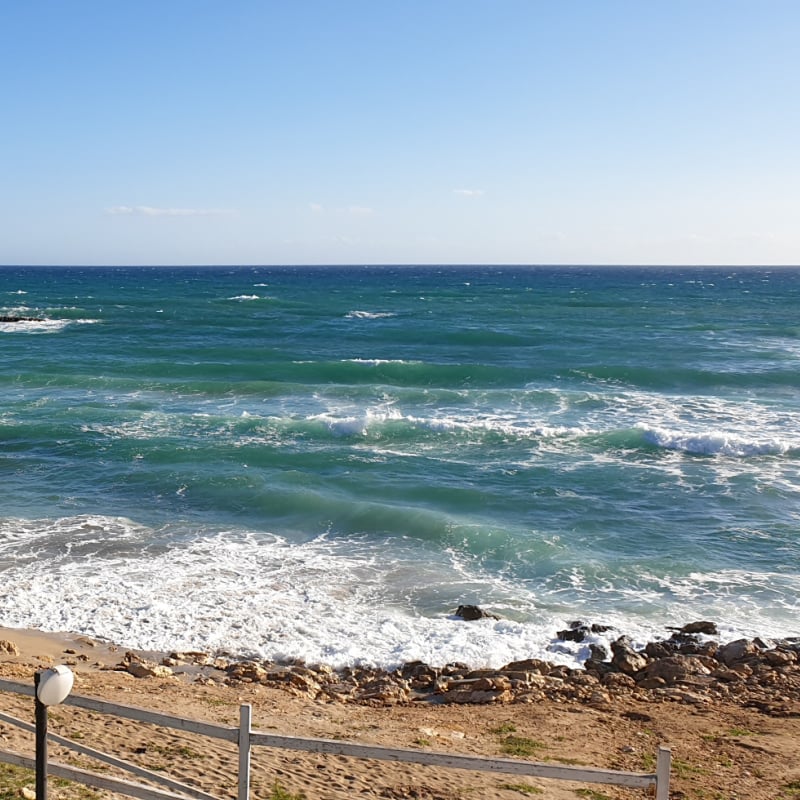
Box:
[0, 318, 72, 333]
[227, 294, 261, 301]
[343, 358, 414, 366]
[345, 310, 396, 319]
[1, 517, 797, 669]
[638, 424, 794, 456]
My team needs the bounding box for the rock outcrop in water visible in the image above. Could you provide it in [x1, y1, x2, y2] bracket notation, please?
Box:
[453, 604, 500, 621]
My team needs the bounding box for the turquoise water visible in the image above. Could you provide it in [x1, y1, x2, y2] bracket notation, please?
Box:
[1, 265, 798, 667]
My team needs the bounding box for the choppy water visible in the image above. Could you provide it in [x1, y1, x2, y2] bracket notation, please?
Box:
[1, 265, 798, 667]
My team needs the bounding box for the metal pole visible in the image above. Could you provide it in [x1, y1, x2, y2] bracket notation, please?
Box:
[238, 704, 252, 800]
[34, 672, 48, 800]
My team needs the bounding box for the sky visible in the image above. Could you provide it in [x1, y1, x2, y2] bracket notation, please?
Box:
[1, 1, 798, 266]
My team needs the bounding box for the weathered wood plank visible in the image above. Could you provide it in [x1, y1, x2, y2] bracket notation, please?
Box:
[0, 677, 237, 742]
[249, 732, 655, 788]
[0, 748, 204, 800]
[64, 695, 238, 742]
[0, 710, 219, 800]
[0, 678, 34, 697]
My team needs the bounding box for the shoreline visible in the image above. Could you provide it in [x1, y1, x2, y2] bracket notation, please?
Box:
[2, 623, 800, 799]
[2, 619, 799, 710]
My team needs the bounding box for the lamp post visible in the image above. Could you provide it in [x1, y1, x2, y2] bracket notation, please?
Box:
[34, 665, 74, 800]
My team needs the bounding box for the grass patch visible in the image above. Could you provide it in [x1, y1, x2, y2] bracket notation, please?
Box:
[492, 722, 517, 734]
[147, 743, 206, 760]
[0, 763, 33, 800]
[574, 790, 613, 800]
[672, 758, 709, 779]
[0, 764, 101, 800]
[640, 752, 656, 771]
[501, 736, 546, 758]
[702, 726, 759, 743]
[500, 783, 543, 795]
[727, 726, 758, 737]
[413, 737, 431, 747]
[270, 781, 307, 800]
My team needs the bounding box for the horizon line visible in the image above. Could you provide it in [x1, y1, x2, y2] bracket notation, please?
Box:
[1, 262, 799, 269]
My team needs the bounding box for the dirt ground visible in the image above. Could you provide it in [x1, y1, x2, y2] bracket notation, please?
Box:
[1, 627, 799, 800]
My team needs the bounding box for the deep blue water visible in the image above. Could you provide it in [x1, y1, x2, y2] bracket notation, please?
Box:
[1, 265, 798, 667]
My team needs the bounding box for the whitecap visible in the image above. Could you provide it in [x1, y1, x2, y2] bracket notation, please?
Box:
[638, 424, 792, 457]
[0, 318, 71, 334]
[345, 310, 396, 319]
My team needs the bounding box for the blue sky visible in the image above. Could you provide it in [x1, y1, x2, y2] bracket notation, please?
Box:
[1, 1, 798, 266]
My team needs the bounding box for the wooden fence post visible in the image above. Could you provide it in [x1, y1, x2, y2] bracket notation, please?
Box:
[238, 705, 251, 800]
[655, 745, 671, 800]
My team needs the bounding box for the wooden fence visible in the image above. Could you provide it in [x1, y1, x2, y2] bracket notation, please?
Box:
[0, 676, 671, 800]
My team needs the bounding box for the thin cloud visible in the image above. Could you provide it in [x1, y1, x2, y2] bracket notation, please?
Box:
[308, 203, 375, 216]
[107, 205, 237, 217]
[453, 189, 484, 198]
[342, 205, 374, 216]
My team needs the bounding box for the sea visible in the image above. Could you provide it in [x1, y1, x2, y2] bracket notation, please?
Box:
[1, 265, 798, 669]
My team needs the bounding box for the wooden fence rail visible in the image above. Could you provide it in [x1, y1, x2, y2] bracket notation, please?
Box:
[0, 676, 671, 800]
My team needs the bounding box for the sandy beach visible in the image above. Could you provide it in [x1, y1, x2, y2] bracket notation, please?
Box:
[1, 625, 799, 800]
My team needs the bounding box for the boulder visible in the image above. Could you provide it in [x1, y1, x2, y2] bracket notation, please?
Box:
[501, 658, 550, 674]
[0, 640, 19, 656]
[640, 655, 711, 686]
[611, 638, 648, 675]
[454, 605, 500, 621]
[717, 639, 760, 666]
[763, 649, 796, 667]
[602, 672, 637, 690]
[671, 621, 719, 636]
[226, 661, 268, 683]
[356, 678, 410, 705]
[126, 659, 174, 679]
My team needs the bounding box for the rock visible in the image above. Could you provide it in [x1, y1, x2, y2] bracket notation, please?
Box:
[711, 665, 744, 683]
[288, 672, 322, 696]
[226, 661, 268, 683]
[0, 640, 19, 656]
[645, 641, 677, 659]
[356, 678, 409, 705]
[656, 687, 711, 705]
[558, 627, 587, 642]
[445, 688, 513, 704]
[637, 676, 667, 690]
[471, 676, 512, 692]
[717, 639, 760, 666]
[588, 689, 613, 707]
[674, 621, 719, 636]
[501, 658, 550, 674]
[602, 672, 637, 690]
[454, 605, 500, 621]
[558, 621, 613, 642]
[125, 659, 174, 679]
[611, 638, 648, 675]
[640, 655, 711, 686]
[589, 643, 608, 660]
[763, 649, 796, 667]
[170, 651, 211, 664]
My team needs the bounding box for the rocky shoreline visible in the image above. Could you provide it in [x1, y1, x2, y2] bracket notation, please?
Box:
[24, 614, 795, 718]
